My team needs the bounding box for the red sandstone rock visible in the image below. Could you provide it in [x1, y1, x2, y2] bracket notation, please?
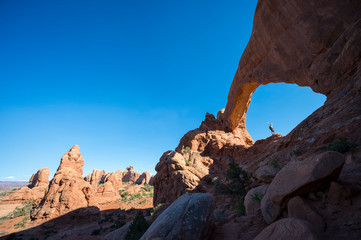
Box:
[31, 145, 97, 220]
[287, 196, 325, 231]
[136, 171, 151, 185]
[122, 166, 141, 183]
[2, 168, 49, 204]
[152, 1, 361, 239]
[253, 218, 319, 240]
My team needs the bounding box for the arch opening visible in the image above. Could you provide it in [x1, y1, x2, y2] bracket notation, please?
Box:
[246, 83, 326, 141]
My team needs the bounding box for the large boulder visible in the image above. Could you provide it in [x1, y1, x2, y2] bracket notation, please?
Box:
[287, 196, 325, 231]
[31, 145, 97, 220]
[253, 218, 319, 240]
[261, 151, 344, 223]
[244, 185, 268, 216]
[140, 193, 213, 240]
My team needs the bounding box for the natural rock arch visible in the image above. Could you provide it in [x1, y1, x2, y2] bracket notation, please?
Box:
[223, 0, 361, 138]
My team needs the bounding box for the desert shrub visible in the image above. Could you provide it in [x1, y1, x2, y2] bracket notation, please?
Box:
[143, 184, 153, 192]
[0, 192, 8, 197]
[182, 147, 191, 166]
[8, 201, 33, 219]
[271, 157, 280, 168]
[124, 211, 149, 240]
[118, 213, 126, 220]
[251, 192, 263, 203]
[150, 203, 163, 216]
[128, 193, 142, 201]
[214, 162, 251, 216]
[120, 191, 129, 201]
[0, 231, 8, 236]
[111, 220, 126, 230]
[235, 197, 246, 216]
[14, 216, 29, 229]
[290, 149, 302, 156]
[91, 227, 102, 236]
[321, 137, 357, 153]
[139, 199, 146, 204]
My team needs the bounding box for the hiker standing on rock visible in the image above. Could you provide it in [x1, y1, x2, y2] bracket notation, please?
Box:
[268, 123, 275, 135]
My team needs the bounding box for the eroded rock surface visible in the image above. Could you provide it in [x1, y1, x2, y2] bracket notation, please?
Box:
[141, 193, 213, 240]
[31, 145, 97, 220]
[253, 218, 319, 240]
[1, 168, 49, 204]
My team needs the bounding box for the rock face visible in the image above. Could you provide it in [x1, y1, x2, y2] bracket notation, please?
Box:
[95, 172, 121, 202]
[287, 196, 325, 231]
[253, 218, 319, 240]
[2, 168, 49, 203]
[122, 166, 141, 183]
[31, 145, 97, 220]
[28, 168, 49, 189]
[85, 168, 107, 191]
[141, 193, 213, 240]
[244, 185, 268, 216]
[136, 171, 151, 185]
[261, 151, 345, 223]
[152, 0, 361, 239]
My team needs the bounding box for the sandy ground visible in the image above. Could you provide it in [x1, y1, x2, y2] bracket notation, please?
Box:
[0, 204, 22, 218]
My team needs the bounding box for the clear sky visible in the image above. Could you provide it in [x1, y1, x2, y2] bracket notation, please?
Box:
[0, 0, 326, 181]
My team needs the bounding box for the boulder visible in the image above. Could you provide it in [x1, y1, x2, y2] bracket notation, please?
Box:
[261, 151, 344, 223]
[327, 181, 358, 204]
[287, 196, 325, 231]
[253, 218, 319, 240]
[140, 193, 213, 240]
[244, 185, 268, 216]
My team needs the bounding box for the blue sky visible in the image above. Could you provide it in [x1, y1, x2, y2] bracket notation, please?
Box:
[0, 0, 325, 180]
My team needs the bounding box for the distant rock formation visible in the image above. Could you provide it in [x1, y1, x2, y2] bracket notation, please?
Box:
[136, 171, 151, 185]
[31, 145, 97, 220]
[122, 166, 141, 183]
[1, 168, 49, 204]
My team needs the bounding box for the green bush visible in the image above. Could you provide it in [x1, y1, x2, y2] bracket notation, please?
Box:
[14, 216, 29, 229]
[251, 192, 263, 203]
[235, 197, 246, 216]
[271, 157, 280, 168]
[321, 137, 357, 153]
[183, 147, 191, 166]
[290, 149, 302, 156]
[124, 211, 149, 240]
[150, 203, 163, 216]
[91, 227, 102, 236]
[8, 201, 33, 219]
[214, 162, 251, 216]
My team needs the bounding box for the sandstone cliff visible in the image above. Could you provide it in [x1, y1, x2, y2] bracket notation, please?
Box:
[152, 0, 361, 239]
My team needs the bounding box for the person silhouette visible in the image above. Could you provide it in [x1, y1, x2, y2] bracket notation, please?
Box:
[268, 123, 275, 135]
